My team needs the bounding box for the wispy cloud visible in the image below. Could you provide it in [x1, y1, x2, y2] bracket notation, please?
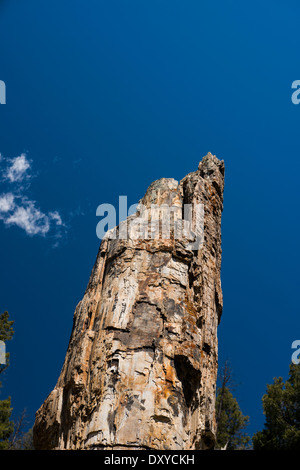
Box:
[0, 192, 15, 212]
[0, 153, 66, 243]
[3, 154, 31, 183]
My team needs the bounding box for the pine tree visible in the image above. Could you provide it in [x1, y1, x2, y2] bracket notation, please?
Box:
[0, 311, 14, 449]
[252, 362, 300, 450]
[0, 397, 13, 449]
[215, 361, 251, 449]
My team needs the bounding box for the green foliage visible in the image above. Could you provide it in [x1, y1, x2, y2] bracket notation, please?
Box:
[0, 397, 14, 450]
[0, 311, 34, 450]
[215, 386, 251, 449]
[0, 311, 14, 449]
[253, 362, 300, 450]
[215, 360, 251, 450]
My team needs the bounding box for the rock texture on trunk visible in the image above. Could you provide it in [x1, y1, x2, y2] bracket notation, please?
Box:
[33, 153, 225, 450]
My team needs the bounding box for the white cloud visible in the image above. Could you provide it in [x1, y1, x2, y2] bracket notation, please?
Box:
[49, 211, 63, 226]
[4, 154, 31, 183]
[5, 202, 50, 236]
[0, 193, 15, 213]
[0, 153, 66, 242]
[0, 194, 65, 238]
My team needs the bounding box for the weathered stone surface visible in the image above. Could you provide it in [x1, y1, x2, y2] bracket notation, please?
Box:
[33, 152, 225, 450]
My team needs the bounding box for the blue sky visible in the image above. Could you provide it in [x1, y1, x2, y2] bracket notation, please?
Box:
[0, 0, 300, 439]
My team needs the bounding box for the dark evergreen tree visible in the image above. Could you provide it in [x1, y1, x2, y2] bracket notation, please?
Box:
[215, 360, 251, 449]
[0, 396, 13, 450]
[0, 311, 14, 449]
[253, 362, 300, 450]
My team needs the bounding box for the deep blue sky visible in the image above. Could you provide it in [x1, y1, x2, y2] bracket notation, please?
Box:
[0, 0, 300, 440]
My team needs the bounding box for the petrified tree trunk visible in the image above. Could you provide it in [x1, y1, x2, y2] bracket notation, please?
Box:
[33, 153, 225, 450]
